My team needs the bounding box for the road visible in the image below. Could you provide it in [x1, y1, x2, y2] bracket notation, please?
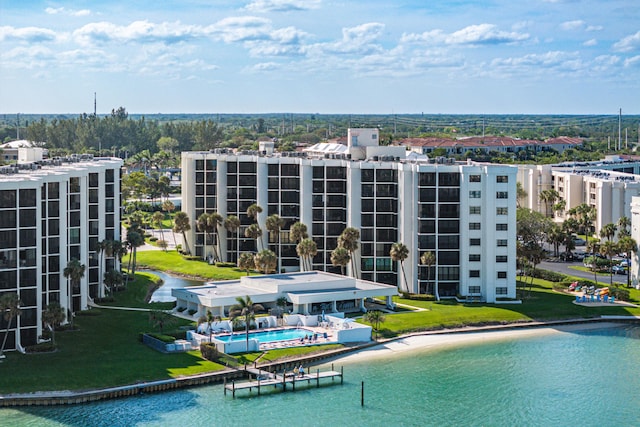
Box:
[538, 260, 628, 286]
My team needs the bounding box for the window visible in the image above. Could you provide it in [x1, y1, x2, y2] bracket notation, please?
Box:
[496, 255, 508, 262]
[469, 191, 481, 198]
[497, 271, 507, 279]
[496, 191, 508, 199]
[469, 254, 480, 262]
[496, 224, 508, 231]
[469, 175, 481, 183]
[497, 239, 508, 247]
[469, 206, 481, 214]
[496, 207, 508, 215]
[470, 238, 481, 246]
[469, 223, 481, 230]
[468, 286, 481, 293]
[469, 270, 480, 278]
[496, 175, 508, 183]
[496, 287, 508, 295]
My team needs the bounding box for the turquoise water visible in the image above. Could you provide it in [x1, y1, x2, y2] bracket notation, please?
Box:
[215, 328, 313, 343]
[142, 270, 202, 303]
[3, 324, 639, 426]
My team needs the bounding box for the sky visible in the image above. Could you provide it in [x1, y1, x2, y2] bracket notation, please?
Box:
[1, 0, 639, 115]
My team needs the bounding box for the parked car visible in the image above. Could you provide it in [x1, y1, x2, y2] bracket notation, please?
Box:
[572, 235, 587, 246]
[619, 259, 631, 268]
[573, 251, 586, 261]
[612, 265, 627, 275]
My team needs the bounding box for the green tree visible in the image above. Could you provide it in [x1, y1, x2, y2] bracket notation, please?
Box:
[331, 247, 350, 276]
[617, 236, 637, 287]
[245, 223, 263, 251]
[516, 181, 528, 208]
[338, 227, 360, 278]
[152, 211, 166, 251]
[254, 249, 277, 274]
[600, 222, 617, 242]
[296, 238, 318, 272]
[363, 310, 386, 340]
[148, 310, 175, 334]
[539, 189, 559, 217]
[229, 296, 265, 352]
[420, 251, 436, 299]
[0, 293, 22, 357]
[173, 211, 191, 255]
[42, 302, 65, 346]
[266, 214, 285, 272]
[162, 200, 177, 249]
[289, 221, 308, 244]
[517, 208, 551, 297]
[63, 259, 85, 327]
[125, 230, 145, 277]
[390, 242, 410, 292]
[104, 269, 124, 294]
[617, 216, 631, 238]
[246, 203, 263, 222]
[238, 252, 255, 276]
[600, 240, 619, 287]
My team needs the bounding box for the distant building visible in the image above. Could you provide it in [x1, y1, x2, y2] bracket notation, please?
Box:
[0, 151, 122, 352]
[401, 136, 582, 156]
[181, 128, 518, 304]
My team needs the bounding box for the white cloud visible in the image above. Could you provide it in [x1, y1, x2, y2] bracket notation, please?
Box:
[624, 55, 640, 67]
[586, 25, 603, 32]
[207, 16, 272, 43]
[244, 0, 321, 13]
[583, 39, 597, 46]
[402, 24, 529, 46]
[45, 7, 90, 17]
[613, 31, 640, 53]
[560, 20, 584, 31]
[0, 26, 57, 43]
[314, 23, 385, 55]
[73, 20, 204, 46]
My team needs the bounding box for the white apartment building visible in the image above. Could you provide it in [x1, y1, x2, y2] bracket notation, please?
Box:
[519, 156, 640, 235]
[0, 153, 122, 352]
[181, 129, 517, 303]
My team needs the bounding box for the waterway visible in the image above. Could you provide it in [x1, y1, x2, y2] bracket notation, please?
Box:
[3, 324, 639, 426]
[143, 270, 202, 303]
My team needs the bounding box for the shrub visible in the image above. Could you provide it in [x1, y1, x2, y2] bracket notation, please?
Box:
[188, 309, 197, 316]
[176, 306, 186, 312]
[183, 255, 201, 261]
[25, 342, 56, 353]
[147, 332, 176, 343]
[215, 262, 236, 268]
[149, 236, 158, 242]
[528, 269, 566, 282]
[200, 343, 219, 361]
[609, 286, 630, 301]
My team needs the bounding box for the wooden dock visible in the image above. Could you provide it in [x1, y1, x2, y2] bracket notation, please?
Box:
[224, 365, 343, 398]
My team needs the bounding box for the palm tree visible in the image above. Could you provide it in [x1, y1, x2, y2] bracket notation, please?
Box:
[296, 238, 318, 271]
[229, 296, 265, 352]
[572, 203, 596, 247]
[363, 310, 386, 340]
[289, 221, 308, 244]
[173, 211, 191, 254]
[197, 213, 215, 261]
[266, 214, 285, 272]
[390, 242, 410, 292]
[148, 310, 175, 334]
[254, 249, 277, 274]
[586, 239, 601, 287]
[539, 189, 559, 217]
[203, 309, 215, 342]
[331, 247, 350, 276]
[224, 215, 241, 261]
[152, 211, 166, 251]
[97, 239, 113, 298]
[0, 293, 21, 357]
[209, 212, 224, 262]
[162, 200, 178, 248]
[238, 252, 255, 276]
[516, 181, 527, 208]
[245, 223, 263, 251]
[125, 230, 145, 277]
[338, 227, 360, 278]
[618, 216, 631, 238]
[617, 236, 637, 287]
[246, 203, 263, 222]
[420, 251, 436, 299]
[600, 223, 617, 242]
[63, 258, 85, 327]
[111, 240, 127, 274]
[42, 302, 65, 346]
[104, 269, 124, 294]
[600, 240, 618, 287]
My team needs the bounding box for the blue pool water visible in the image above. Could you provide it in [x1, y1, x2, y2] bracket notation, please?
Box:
[3, 324, 640, 426]
[215, 328, 313, 343]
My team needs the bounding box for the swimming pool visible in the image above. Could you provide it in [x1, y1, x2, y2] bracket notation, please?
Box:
[215, 328, 313, 344]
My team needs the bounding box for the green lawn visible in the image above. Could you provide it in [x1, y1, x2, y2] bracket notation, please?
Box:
[126, 250, 251, 280]
[231, 344, 345, 365]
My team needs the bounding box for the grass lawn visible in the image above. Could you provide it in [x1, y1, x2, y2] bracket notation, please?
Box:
[231, 344, 345, 366]
[126, 250, 251, 281]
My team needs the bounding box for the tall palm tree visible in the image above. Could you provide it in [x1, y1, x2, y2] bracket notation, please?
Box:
[390, 242, 410, 292]
[245, 223, 263, 251]
[266, 214, 285, 272]
[42, 302, 65, 346]
[289, 221, 308, 244]
[111, 240, 127, 273]
[238, 252, 255, 276]
[600, 240, 618, 287]
[363, 310, 386, 340]
[338, 227, 360, 278]
[572, 203, 596, 247]
[125, 230, 145, 278]
[539, 189, 559, 217]
[197, 213, 215, 261]
[586, 239, 600, 287]
[152, 211, 166, 251]
[254, 249, 277, 274]
[0, 292, 21, 357]
[162, 200, 178, 248]
[600, 222, 617, 242]
[224, 214, 241, 262]
[63, 258, 85, 327]
[618, 216, 631, 238]
[173, 211, 191, 254]
[331, 247, 350, 276]
[97, 239, 112, 298]
[617, 236, 637, 288]
[297, 238, 318, 271]
[420, 251, 436, 299]
[516, 181, 527, 208]
[246, 203, 263, 222]
[104, 269, 124, 294]
[229, 296, 265, 352]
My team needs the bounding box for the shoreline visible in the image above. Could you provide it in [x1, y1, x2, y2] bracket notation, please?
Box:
[2, 318, 638, 406]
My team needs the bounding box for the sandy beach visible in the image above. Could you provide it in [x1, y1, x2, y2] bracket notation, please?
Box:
[331, 322, 623, 364]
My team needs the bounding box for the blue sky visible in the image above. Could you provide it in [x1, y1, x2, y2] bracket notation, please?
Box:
[1, 0, 639, 114]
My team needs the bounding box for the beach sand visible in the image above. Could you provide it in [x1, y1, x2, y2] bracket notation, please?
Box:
[329, 322, 623, 365]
